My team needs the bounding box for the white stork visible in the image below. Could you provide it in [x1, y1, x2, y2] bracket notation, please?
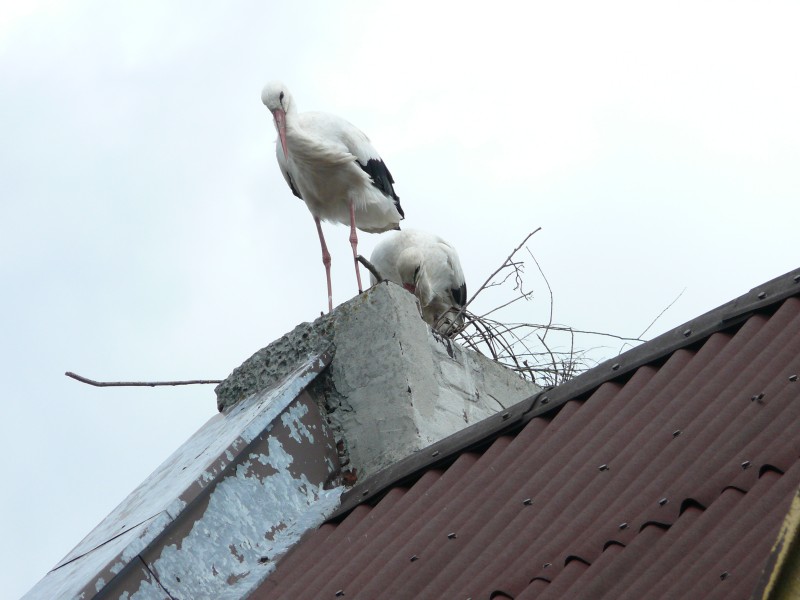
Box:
[369, 229, 467, 335]
[261, 81, 404, 312]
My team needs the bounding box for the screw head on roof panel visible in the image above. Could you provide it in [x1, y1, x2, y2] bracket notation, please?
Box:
[794, 273, 800, 283]
[431, 450, 440, 457]
[541, 396, 550, 404]
[335, 591, 345, 597]
[447, 532, 457, 539]
[619, 522, 629, 530]
[790, 374, 798, 382]
[523, 498, 533, 505]
[757, 291, 767, 299]
[502, 412, 510, 420]
[542, 562, 552, 568]
[741, 461, 751, 470]
[611, 363, 620, 371]
[672, 429, 682, 438]
[410, 555, 419, 562]
[598, 464, 610, 471]
[720, 571, 730, 581]
[658, 497, 668, 506]
[362, 490, 369, 496]
[683, 328, 692, 337]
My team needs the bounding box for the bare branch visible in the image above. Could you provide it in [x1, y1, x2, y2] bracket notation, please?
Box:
[637, 287, 687, 340]
[65, 372, 222, 387]
[465, 227, 541, 308]
[447, 226, 644, 386]
[357, 255, 384, 283]
[478, 291, 533, 319]
[526, 324, 644, 344]
[450, 227, 542, 328]
[536, 333, 561, 386]
[527, 249, 553, 342]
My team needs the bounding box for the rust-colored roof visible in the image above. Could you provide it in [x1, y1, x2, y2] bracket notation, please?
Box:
[254, 270, 800, 600]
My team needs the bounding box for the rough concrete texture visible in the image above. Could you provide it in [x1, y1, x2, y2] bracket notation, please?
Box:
[324, 283, 539, 479]
[216, 282, 539, 482]
[216, 316, 336, 412]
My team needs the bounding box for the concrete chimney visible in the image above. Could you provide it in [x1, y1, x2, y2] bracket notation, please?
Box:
[216, 281, 539, 482]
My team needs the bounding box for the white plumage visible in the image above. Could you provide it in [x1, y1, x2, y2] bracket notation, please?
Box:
[261, 81, 404, 312]
[370, 229, 467, 335]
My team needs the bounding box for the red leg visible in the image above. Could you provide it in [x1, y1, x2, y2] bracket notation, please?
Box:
[349, 201, 363, 293]
[315, 217, 333, 312]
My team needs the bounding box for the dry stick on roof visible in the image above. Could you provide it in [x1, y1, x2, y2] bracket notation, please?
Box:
[527, 249, 554, 342]
[451, 226, 649, 385]
[536, 332, 563, 386]
[357, 254, 384, 283]
[447, 227, 542, 334]
[484, 317, 554, 382]
[468, 315, 501, 361]
[478, 291, 533, 319]
[636, 287, 688, 340]
[479, 317, 520, 366]
[450, 227, 542, 329]
[65, 371, 222, 387]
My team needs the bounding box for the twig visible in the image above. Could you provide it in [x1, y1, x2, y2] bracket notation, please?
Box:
[357, 255, 384, 283]
[527, 249, 553, 342]
[519, 324, 644, 344]
[478, 292, 532, 319]
[637, 287, 687, 339]
[65, 372, 222, 387]
[451, 227, 542, 328]
[465, 227, 541, 308]
[536, 333, 561, 386]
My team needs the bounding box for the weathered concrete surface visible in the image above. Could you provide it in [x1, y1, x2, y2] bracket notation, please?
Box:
[217, 282, 539, 482]
[216, 317, 336, 412]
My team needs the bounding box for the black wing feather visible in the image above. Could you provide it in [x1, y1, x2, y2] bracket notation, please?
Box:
[357, 158, 404, 219]
[285, 172, 303, 200]
[452, 282, 467, 307]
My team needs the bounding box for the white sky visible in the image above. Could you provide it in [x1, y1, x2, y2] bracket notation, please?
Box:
[2, 1, 798, 596]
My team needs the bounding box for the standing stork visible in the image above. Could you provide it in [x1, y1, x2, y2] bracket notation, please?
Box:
[369, 229, 467, 335]
[261, 81, 404, 312]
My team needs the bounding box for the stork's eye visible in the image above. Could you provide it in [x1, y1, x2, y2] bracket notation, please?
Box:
[279, 91, 285, 104]
[413, 266, 421, 281]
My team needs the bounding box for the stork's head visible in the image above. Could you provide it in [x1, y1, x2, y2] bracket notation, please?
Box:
[397, 247, 425, 296]
[261, 81, 292, 158]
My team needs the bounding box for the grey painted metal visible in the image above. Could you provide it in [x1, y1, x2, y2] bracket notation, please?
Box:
[23, 352, 339, 600]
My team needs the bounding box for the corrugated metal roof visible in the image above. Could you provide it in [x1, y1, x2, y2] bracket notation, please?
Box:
[254, 270, 800, 600]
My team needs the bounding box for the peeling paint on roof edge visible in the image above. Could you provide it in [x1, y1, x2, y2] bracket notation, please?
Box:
[22, 351, 339, 600]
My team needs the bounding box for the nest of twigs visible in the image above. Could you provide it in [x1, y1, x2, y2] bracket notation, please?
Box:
[437, 228, 650, 388]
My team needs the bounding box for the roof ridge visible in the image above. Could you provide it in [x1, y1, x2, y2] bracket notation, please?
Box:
[329, 267, 800, 521]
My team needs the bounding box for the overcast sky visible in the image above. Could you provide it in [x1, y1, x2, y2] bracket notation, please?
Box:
[2, 1, 798, 597]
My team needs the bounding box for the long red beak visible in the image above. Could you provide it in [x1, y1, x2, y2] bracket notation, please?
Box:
[272, 108, 288, 158]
